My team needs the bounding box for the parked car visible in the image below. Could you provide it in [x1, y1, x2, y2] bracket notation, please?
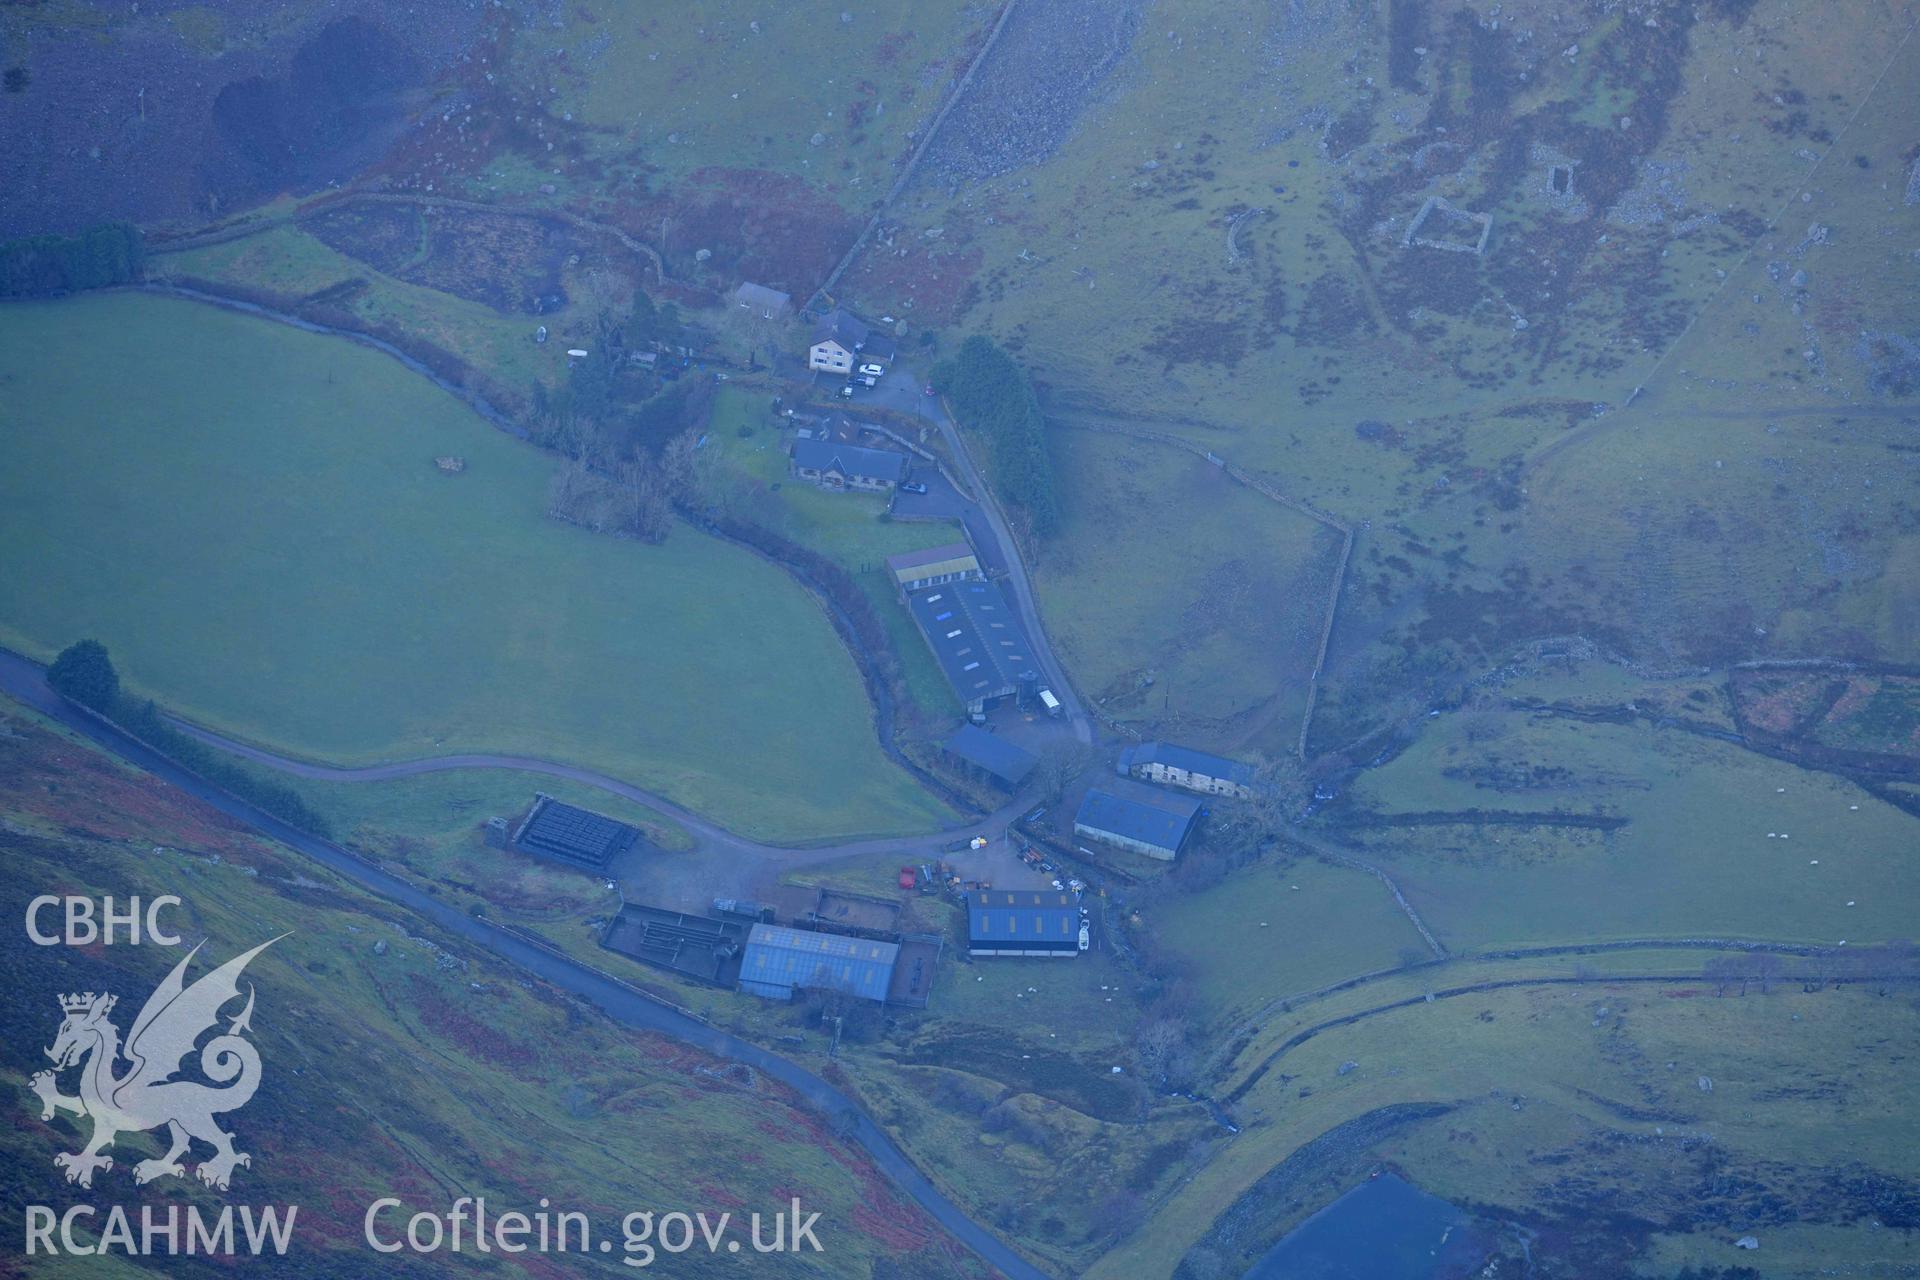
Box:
[900, 481, 928, 495]
[858, 363, 886, 378]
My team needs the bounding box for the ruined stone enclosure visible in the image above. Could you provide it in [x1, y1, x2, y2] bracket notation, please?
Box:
[1405, 196, 1493, 254]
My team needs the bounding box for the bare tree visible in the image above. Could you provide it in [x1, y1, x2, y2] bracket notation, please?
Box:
[1032, 740, 1095, 805]
[617, 458, 672, 542]
[580, 268, 636, 352]
[1135, 1014, 1199, 1091]
[1247, 755, 1309, 835]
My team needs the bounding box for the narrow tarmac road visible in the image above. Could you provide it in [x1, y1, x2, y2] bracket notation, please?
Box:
[0, 651, 1051, 1280]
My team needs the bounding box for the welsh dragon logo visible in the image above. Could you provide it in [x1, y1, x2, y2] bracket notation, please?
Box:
[30, 937, 281, 1191]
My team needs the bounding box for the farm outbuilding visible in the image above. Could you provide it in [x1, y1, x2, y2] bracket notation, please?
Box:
[942, 723, 1039, 790]
[732, 281, 792, 320]
[885, 543, 981, 596]
[600, 903, 748, 986]
[1117, 741, 1257, 799]
[967, 890, 1081, 957]
[906, 579, 1037, 718]
[510, 794, 641, 872]
[1074, 787, 1202, 861]
[737, 924, 899, 1003]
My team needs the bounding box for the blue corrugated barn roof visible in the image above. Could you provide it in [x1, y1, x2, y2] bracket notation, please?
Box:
[966, 890, 1079, 948]
[942, 724, 1039, 786]
[1074, 788, 1201, 852]
[738, 924, 898, 1002]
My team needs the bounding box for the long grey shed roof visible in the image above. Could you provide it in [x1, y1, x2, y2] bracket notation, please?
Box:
[1074, 788, 1202, 853]
[942, 724, 1039, 787]
[907, 579, 1035, 705]
[738, 924, 898, 1002]
[790, 438, 908, 482]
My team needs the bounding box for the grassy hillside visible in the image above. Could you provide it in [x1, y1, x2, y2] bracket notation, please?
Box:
[1096, 959, 1920, 1278]
[845, 0, 1920, 752]
[1031, 429, 1340, 754]
[1337, 663, 1920, 949]
[0, 292, 952, 841]
[0, 700, 979, 1278]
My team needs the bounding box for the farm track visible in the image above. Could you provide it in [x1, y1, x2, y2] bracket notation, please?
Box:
[155, 703, 1033, 865]
[0, 650, 1055, 1280]
[1528, 15, 1918, 473]
[149, 190, 669, 283]
[1220, 949, 1912, 1107]
[1529, 397, 1920, 472]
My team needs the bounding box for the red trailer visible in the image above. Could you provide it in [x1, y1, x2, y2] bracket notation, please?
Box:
[897, 867, 917, 890]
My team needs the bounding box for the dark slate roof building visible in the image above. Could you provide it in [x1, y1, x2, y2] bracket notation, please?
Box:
[906, 578, 1036, 715]
[511, 794, 641, 871]
[789, 438, 909, 487]
[737, 924, 899, 1002]
[810, 308, 871, 350]
[1074, 787, 1202, 861]
[967, 890, 1081, 957]
[1117, 741, 1257, 798]
[732, 281, 792, 318]
[942, 724, 1039, 789]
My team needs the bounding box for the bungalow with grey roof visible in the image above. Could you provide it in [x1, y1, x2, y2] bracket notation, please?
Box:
[789, 438, 908, 491]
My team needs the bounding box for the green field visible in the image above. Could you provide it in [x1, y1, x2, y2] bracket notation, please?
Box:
[0, 292, 952, 841]
[701, 387, 961, 722]
[1154, 854, 1428, 1026]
